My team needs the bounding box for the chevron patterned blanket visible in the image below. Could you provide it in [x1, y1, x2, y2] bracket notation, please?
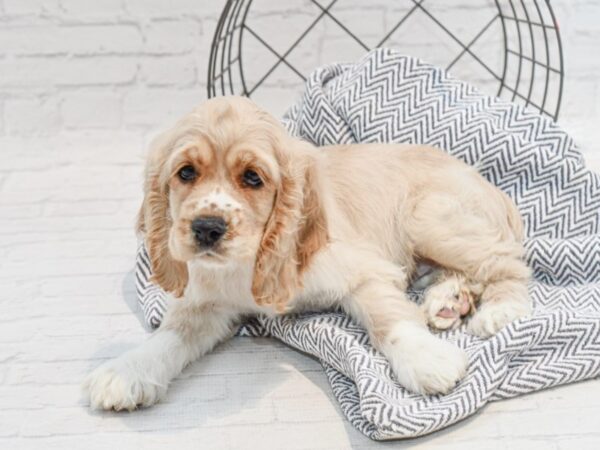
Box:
[135, 49, 600, 440]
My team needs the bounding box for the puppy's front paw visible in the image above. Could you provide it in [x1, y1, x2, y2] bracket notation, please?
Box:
[83, 356, 166, 411]
[383, 323, 468, 395]
[467, 299, 531, 338]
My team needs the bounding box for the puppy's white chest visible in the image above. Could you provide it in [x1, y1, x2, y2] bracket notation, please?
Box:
[186, 260, 274, 315]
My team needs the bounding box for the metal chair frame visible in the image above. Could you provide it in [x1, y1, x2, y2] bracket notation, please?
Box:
[208, 0, 564, 119]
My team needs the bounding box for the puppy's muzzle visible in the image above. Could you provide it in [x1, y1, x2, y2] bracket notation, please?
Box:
[191, 216, 227, 248]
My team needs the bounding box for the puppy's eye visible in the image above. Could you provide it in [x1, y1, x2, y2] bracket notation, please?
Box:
[178, 165, 197, 182]
[242, 169, 263, 188]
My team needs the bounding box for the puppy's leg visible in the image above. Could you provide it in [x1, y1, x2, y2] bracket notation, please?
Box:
[467, 271, 531, 338]
[84, 300, 238, 411]
[344, 266, 468, 395]
[412, 196, 532, 338]
[420, 240, 530, 338]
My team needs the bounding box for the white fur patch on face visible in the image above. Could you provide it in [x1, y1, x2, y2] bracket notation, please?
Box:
[198, 189, 242, 212]
[197, 189, 243, 227]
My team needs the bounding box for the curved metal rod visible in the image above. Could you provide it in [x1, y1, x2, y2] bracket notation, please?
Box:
[506, 0, 524, 102]
[219, 0, 239, 95]
[547, 0, 564, 120]
[494, 0, 510, 97]
[237, 0, 254, 97]
[520, 0, 537, 109]
[207, 0, 232, 98]
[219, 1, 236, 96]
[531, 0, 551, 117]
[225, 0, 246, 94]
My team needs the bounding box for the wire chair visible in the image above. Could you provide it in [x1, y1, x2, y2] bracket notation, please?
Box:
[208, 0, 564, 120]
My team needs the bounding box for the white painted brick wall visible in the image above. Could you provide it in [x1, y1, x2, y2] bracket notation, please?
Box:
[0, 0, 598, 153]
[4, 96, 61, 135]
[61, 91, 122, 128]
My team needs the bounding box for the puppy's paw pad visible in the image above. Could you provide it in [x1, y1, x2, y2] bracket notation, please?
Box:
[467, 299, 531, 338]
[83, 359, 165, 411]
[422, 277, 475, 331]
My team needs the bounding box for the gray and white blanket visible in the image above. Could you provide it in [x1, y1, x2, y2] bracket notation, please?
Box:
[135, 49, 600, 440]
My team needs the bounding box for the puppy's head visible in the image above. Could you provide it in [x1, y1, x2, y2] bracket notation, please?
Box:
[138, 96, 328, 310]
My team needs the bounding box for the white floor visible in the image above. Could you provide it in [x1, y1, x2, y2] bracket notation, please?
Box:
[1, 130, 600, 450]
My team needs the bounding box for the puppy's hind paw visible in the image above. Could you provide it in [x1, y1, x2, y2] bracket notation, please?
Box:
[467, 298, 531, 338]
[422, 275, 476, 331]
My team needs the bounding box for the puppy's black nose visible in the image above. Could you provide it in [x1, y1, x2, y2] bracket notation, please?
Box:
[191, 216, 227, 248]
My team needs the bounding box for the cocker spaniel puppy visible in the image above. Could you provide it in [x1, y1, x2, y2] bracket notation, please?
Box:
[84, 96, 531, 410]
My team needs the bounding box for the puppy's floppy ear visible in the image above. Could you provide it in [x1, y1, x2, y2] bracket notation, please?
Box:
[137, 134, 188, 298]
[252, 139, 329, 312]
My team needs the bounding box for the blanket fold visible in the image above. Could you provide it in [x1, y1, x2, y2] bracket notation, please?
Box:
[136, 49, 600, 440]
